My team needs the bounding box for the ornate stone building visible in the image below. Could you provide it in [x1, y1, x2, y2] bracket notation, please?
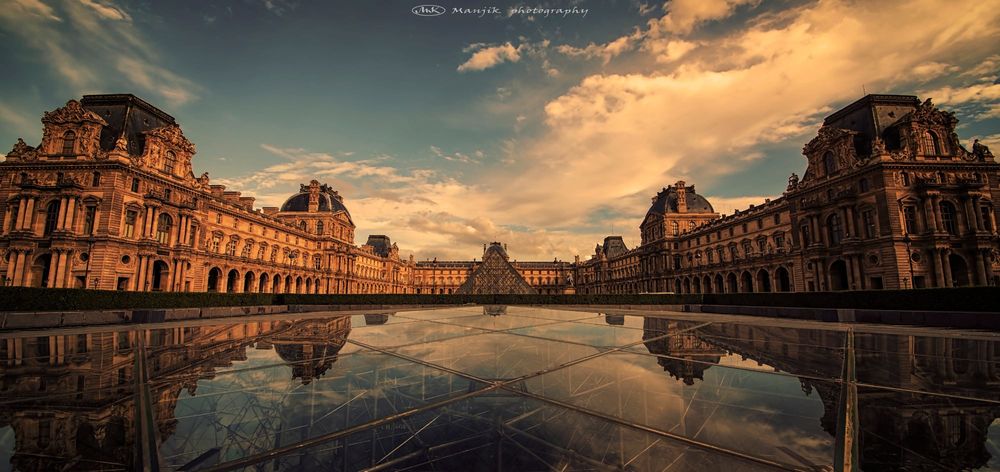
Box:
[575, 95, 999, 293]
[0, 94, 571, 294]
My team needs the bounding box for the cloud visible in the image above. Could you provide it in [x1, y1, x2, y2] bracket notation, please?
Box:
[556, 32, 642, 64]
[650, 0, 759, 35]
[457, 42, 522, 72]
[0, 0, 199, 106]
[79, 0, 131, 21]
[430, 145, 481, 164]
[911, 62, 960, 81]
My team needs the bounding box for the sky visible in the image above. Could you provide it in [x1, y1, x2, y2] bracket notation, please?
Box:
[1, 0, 999, 262]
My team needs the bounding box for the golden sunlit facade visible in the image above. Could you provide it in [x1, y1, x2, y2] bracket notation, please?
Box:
[575, 95, 1000, 294]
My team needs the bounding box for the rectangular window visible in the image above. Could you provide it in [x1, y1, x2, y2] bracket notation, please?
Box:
[869, 277, 884, 289]
[756, 218, 763, 230]
[83, 206, 97, 235]
[773, 213, 781, 224]
[741, 223, 748, 233]
[131, 178, 140, 193]
[903, 206, 918, 234]
[123, 210, 137, 238]
[862, 209, 876, 239]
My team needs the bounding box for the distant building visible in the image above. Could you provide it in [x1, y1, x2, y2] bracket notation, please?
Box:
[574, 95, 999, 293]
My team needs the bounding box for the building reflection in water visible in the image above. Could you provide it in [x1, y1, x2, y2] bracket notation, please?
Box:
[1, 313, 999, 470]
[642, 316, 1000, 471]
[0, 317, 351, 471]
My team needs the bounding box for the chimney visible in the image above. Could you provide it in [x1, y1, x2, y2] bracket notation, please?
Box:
[675, 181, 687, 213]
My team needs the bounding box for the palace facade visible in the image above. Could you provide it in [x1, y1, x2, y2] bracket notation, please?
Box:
[0, 94, 571, 294]
[2, 93, 997, 294]
[574, 94, 1000, 293]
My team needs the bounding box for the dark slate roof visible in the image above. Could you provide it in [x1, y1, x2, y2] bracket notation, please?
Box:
[365, 235, 392, 257]
[80, 94, 175, 157]
[647, 186, 714, 215]
[602, 236, 629, 258]
[280, 190, 351, 216]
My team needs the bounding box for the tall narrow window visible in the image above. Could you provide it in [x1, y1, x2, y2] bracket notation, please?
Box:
[188, 224, 198, 246]
[823, 151, 836, 176]
[44, 201, 60, 235]
[156, 213, 172, 244]
[83, 206, 97, 235]
[124, 210, 137, 238]
[209, 234, 222, 252]
[131, 178, 140, 193]
[861, 209, 876, 239]
[8, 205, 18, 233]
[61, 131, 76, 155]
[923, 130, 942, 156]
[92, 172, 101, 187]
[742, 240, 753, 256]
[317, 221, 324, 235]
[827, 213, 843, 245]
[982, 206, 994, 232]
[164, 151, 176, 174]
[940, 201, 958, 235]
[858, 178, 869, 193]
[903, 206, 918, 234]
[671, 221, 679, 235]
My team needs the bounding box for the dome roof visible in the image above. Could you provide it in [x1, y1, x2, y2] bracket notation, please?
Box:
[280, 181, 351, 217]
[647, 184, 715, 215]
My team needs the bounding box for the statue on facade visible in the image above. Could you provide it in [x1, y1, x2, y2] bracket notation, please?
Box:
[786, 172, 799, 191]
[973, 139, 992, 160]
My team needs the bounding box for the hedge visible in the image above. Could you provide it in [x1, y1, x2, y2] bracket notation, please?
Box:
[0, 286, 996, 312]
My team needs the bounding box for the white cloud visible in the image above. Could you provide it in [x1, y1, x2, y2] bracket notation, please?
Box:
[911, 62, 959, 81]
[430, 145, 481, 164]
[457, 43, 522, 72]
[650, 0, 759, 35]
[0, 0, 199, 106]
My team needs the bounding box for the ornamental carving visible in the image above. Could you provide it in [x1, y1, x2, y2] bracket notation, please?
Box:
[800, 126, 863, 185]
[145, 124, 195, 154]
[6, 138, 38, 161]
[41, 100, 107, 126]
[910, 98, 957, 127]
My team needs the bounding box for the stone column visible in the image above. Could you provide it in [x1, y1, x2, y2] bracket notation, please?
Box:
[61, 250, 74, 288]
[931, 196, 944, 233]
[144, 259, 154, 291]
[843, 206, 854, 238]
[14, 199, 26, 230]
[933, 250, 946, 287]
[134, 256, 147, 291]
[941, 251, 953, 287]
[12, 252, 27, 286]
[21, 198, 35, 231]
[56, 197, 68, 230]
[5, 249, 18, 284]
[47, 251, 61, 288]
[965, 197, 980, 233]
[975, 251, 988, 286]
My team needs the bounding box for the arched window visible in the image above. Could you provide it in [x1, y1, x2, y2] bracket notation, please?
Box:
[164, 151, 177, 174]
[61, 131, 76, 155]
[44, 200, 61, 235]
[823, 151, 836, 176]
[940, 201, 958, 235]
[299, 220, 307, 231]
[670, 221, 679, 236]
[317, 221, 324, 235]
[827, 213, 843, 245]
[923, 130, 942, 156]
[156, 213, 172, 244]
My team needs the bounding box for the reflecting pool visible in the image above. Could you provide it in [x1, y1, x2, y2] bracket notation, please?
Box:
[1, 305, 999, 471]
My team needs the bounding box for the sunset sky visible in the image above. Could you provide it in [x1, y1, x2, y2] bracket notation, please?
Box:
[2, 0, 999, 261]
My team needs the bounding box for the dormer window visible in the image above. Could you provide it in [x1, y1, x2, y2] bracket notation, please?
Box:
[61, 131, 76, 155]
[164, 151, 177, 174]
[823, 151, 836, 176]
[923, 130, 943, 156]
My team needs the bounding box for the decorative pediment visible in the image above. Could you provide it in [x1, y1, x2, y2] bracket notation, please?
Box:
[802, 126, 856, 156]
[5, 138, 38, 161]
[800, 126, 864, 185]
[908, 98, 958, 127]
[41, 100, 107, 126]
[145, 124, 195, 154]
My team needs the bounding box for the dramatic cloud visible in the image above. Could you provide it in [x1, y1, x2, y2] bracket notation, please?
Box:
[0, 0, 199, 106]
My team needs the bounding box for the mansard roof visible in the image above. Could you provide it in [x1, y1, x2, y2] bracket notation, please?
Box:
[80, 94, 176, 158]
[647, 185, 715, 216]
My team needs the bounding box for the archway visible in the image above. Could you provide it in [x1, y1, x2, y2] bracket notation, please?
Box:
[243, 271, 255, 293]
[295, 276, 303, 293]
[756, 269, 771, 293]
[30, 254, 53, 288]
[284, 275, 292, 293]
[775, 267, 791, 292]
[151, 260, 169, 291]
[226, 269, 239, 293]
[259, 273, 270, 293]
[674, 279, 682, 293]
[272, 274, 281, 293]
[727, 273, 738, 293]
[703, 275, 712, 293]
[714, 274, 724, 293]
[692, 277, 701, 294]
[829, 260, 849, 291]
[740, 271, 754, 293]
[207, 267, 222, 292]
[683, 278, 691, 294]
[305, 278, 312, 294]
[949, 254, 970, 287]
